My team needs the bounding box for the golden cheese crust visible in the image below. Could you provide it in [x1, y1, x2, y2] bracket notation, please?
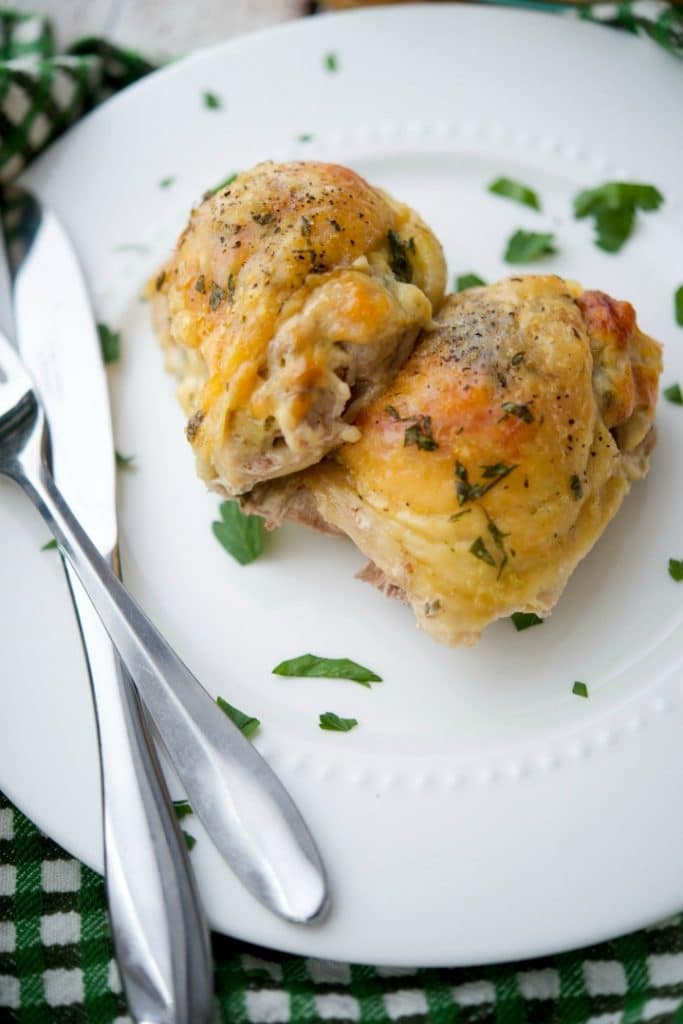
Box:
[266, 276, 661, 645]
[152, 160, 446, 494]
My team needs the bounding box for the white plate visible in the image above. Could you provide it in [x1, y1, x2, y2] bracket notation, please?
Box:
[2, 4, 683, 967]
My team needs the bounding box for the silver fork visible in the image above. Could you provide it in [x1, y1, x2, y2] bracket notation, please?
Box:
[0, 332, 328, 923]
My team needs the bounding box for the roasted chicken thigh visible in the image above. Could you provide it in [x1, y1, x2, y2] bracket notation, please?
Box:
[248, 276, 662, 645]
[152, 161, 446, 494]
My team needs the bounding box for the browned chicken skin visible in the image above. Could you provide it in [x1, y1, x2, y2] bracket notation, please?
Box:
[246, 276, 662, 645]
[152, 161, 446, 495]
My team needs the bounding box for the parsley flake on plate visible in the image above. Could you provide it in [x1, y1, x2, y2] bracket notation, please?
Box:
[573, 181, 663, 253]
[159, 176, 175, 189]
[572, 681, 589, 698]
[663, 383, 682, 405]
[273, 654, 381, 686]
[676, 285, 683, 327]
[593, 206, 635, 253]
[212, 500, 265, 566]
[172, 800, 193, 821]
[203, 90, 221, 110]
[216, 696, 261, 738]
[669, 559, 683, 582]
[41, 539, 57, 551]
[115, 451, 135, 469]
[297, 133, 313, 143]
[504, 230, 556, 264]
[324, 52, 339, 72]
[488, 177, 540, 210]
[511, 611, 543, 631]
[455, 273, 486, 292]
[574, 182, 663, 218]
[183, 832, 197, 851]
[319, 712, 358, 732]
[97, 323, 120, 365]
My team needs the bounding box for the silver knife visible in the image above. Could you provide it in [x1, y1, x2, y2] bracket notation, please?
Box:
[6, 189, 329, 921]
[1, 189, 214, 1024]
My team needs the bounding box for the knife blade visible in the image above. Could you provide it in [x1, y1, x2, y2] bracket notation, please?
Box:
[7, 187, 329, 923]
[1, 187, 214, 1024]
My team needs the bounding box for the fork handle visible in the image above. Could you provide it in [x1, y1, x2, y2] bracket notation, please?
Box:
[11, 429, 327, 925]
[66, 564, 213, 1024]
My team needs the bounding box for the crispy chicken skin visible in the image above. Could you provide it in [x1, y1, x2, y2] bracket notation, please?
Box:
[152, 161, 446, 494]
[248, 276, 662, 645]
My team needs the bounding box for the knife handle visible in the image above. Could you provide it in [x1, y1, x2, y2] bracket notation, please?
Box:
[12, 423, 327, 925]
[66, 569, 214, 1024]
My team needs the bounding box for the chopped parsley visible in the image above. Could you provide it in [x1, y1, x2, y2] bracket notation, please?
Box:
[500, 402, 534, 423]
[301, 215, 312, 238]
[469, 536, 496, 567]
[183, 832, 197, 851]
[454, 460, 517, 506]
[297, 132, 313, 143]
[173, 800, 193, 821]
[195, 275, 205, 294]
[488, 177, 540, 210]
[455, 273, 486, 292]
[676, 285, 683, 327]
[387, 229, 414, 283]
[319, 712, 357, 732]
[159, 176, 175, 188]
[404, 416, 438, 451]
[115, 451, 135, 469]
[574, 182, 663, 218]
[216, 696, 261, 738]
[669, 558, 683, 582]
[97, 323, 120, 365]
[572, 680, 589, 699]
[203, 90, 221, 110]
[41, 539, 57, 551]
[570, 474, 583, 500]
[324, 52, 339, 72]
[592, 206, 635, 253]
[573, 182, 664, 253]
[228, 273, 236, 304]
[484, 510, 510, 579]
[504, 230, 556, 264]
[212, 500, 265, 565]
[511, 611, 543, 631]
[663, 383, 682, 405]
[209, 281, 227, 310]
[209, 172, 238, 195]
[449, 508, 472, 523]
[251, 210, 274, 226]
[386, 406, 438, 450]
[273, 654, 381, 687]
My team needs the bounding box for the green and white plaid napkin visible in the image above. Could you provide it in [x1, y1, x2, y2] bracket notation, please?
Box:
[1, 4, 682, 1022]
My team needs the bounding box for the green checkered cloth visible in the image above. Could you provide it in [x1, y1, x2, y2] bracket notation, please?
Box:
[4, 788, 683, 1024]
[1, 4, 682, 1022]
